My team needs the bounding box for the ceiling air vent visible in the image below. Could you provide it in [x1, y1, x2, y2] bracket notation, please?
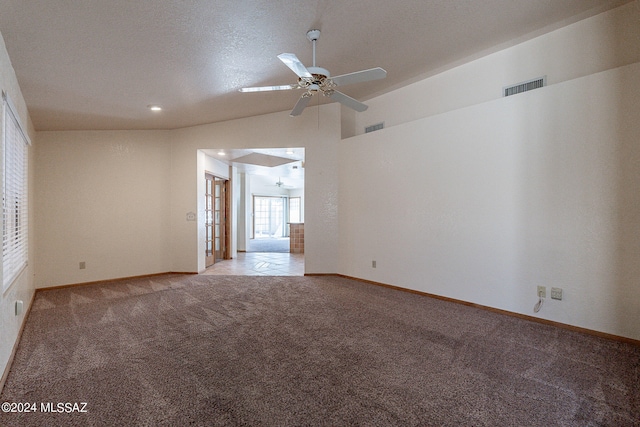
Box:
[365, 122, 384, 133]
[503, 76, 546, 97]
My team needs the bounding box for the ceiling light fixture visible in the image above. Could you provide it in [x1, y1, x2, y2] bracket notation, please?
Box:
[148, 105, 162, 111]
[218, 150, 225, 156]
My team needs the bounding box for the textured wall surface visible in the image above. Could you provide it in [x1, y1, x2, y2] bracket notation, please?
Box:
[34, 130, 172, 288]
[339, 3, 640, 340]
[339, 63, 640, 340]
[355, 2, 640, 136]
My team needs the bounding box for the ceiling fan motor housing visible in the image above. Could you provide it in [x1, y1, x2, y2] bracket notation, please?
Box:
[299, 66, 333, 92]
[307, 66, 330, 78]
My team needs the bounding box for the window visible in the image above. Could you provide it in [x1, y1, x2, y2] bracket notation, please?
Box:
[253, 196, 285, 238]
[289, 197, 301, 223]
[2, 92, 30, 292]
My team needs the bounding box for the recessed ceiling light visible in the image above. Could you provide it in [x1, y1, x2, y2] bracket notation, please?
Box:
[148, 105, 162, 111]
[218, 150, 225, 156]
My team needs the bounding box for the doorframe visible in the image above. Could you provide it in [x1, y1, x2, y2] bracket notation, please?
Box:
[196, 147, 306, 273]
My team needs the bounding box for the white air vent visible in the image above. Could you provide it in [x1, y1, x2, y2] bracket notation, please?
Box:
[503, 76, 546, 97]
[365, 122, 384, 133]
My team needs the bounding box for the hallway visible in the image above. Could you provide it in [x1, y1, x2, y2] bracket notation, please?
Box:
[202, 252, 304, 276]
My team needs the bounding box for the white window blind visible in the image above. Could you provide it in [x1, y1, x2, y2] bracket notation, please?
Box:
[2, 92, 30, 292]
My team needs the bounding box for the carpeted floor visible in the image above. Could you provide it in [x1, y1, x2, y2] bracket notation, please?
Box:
[1, 274, 638, 426]
[246, 237, 290, 253]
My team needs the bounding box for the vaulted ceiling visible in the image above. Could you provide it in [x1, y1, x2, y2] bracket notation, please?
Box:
[0, 0, 630, 131]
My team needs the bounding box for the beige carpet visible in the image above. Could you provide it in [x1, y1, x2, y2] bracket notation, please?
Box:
[1, 274, 638, 426]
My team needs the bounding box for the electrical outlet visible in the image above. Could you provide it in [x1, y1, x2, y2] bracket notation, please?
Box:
[79, 261, 86, 270]
[15, 300, 23, 316]
[372, 260, 376, 268]
[551, 287, 563, 300]
[537, 286, 546, 298]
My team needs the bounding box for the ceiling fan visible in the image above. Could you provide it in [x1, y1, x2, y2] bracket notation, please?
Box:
[239, 29, 387, 117]
[273, 177, 295, 189]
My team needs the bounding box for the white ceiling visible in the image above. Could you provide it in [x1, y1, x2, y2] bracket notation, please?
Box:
[0, 0, 630, 131]
[202, 148, 305, 190]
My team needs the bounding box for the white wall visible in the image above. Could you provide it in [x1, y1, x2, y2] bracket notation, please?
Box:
[0, 31, 36, 388]
[34, 130, 172, 288]
[339, 3, 640, 340]
[32, 104, 339, 284]
[236, 172, 248, 252]
[203, 153, 230, 179]
[171, 103, 340, 274]
[353, 1, 640, 137]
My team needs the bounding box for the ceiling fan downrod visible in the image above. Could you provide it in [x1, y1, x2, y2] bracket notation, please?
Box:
[307, 29, 320, 67]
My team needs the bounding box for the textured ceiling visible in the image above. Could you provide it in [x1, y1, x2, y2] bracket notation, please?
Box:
[201, 148, 305, 189]
[0, 0, 630, 131]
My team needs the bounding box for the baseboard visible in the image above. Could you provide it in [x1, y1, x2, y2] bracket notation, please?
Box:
[337, 274, 640, 347]
[36, 272, 197, 292]
[2, 271, 197, 391]
[0, 290, 36, 394]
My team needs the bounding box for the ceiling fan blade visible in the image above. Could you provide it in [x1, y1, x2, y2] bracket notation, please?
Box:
[238, 84, 298, 93]
[290, 94, 312, 117]
[330, 67, 387, 87]
[278, 53, 313, 78]
[328, 90, 368, 112]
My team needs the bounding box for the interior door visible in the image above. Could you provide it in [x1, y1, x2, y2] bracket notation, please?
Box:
[205, 173, 229, 268]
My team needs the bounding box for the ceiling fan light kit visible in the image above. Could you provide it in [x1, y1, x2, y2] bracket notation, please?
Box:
[239, 30, 387, 117]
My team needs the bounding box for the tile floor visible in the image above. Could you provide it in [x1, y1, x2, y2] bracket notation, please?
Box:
[201, 252, 305, 276]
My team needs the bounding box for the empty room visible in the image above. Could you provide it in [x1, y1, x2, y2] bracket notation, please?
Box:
[1, 0, 639, 425]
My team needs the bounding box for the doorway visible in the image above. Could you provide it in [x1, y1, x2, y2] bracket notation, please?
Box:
[200, 147, 305, 261]
[205, 173, 229, 268]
